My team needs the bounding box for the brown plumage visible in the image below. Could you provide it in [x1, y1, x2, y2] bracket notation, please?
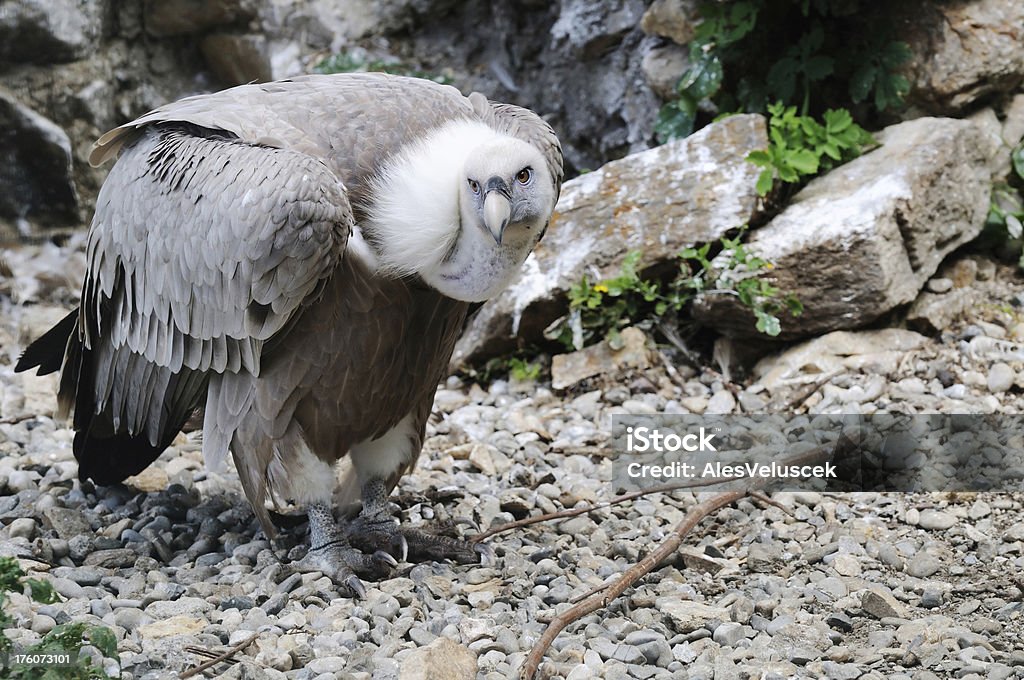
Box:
[17, 73, 562, 595]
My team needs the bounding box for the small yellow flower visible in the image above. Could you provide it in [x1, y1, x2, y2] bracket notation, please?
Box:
[593, 284, 609, 293]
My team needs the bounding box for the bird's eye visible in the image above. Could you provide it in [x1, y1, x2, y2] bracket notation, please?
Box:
[468, 179, 480, 194]
[516, 167, 533, 185]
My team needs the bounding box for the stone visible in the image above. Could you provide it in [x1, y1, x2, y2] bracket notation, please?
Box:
[0, 0, 103, 63]
[901, 0, 1024, 112]
[551, 327, 652, 390]
[657, 599, 729, 634]
[453, 114, 767, 365]
[0, 88, 78, 234]
[137, 615, 207, 639]
[399, 636, 477, 680]
[987, 363, 1016, 393]
[144, 0, 255, 36]
[640, 0, 700, 45]
[42, 507, 92, 540]
[694, 117, 993, 339]
[641, 43, 690, 100]
[905, 554, 941, 579]
[925, 277, 953, 294]
[754, 328, 928, 394]
[861, 588, 907, 619]
[705, 389, 735, 415]
[1003, 94, 1024, 148]
[918, 509, 956, 531]
[907, 289, 975, 334]
[552, 0, 644, 60]
[201, 34, 273, 86]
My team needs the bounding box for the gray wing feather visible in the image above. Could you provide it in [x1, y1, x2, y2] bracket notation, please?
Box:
[81, 125, 352, 447]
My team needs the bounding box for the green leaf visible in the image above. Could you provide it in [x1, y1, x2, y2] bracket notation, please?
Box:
[1012, 142, 1024, 181]
[787, 148, 820, 175]
[26, 579, 59, 605]
[655, 99, 697, 142]
[746, 149, 771, 166]
[754, 309, 782, 336]
[804, 54, 834, 81]
[755, 169, 774, 196]
[88, 626, 118, 660]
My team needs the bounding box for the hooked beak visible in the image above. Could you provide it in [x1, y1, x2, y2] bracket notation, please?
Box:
[482, 176, 512, 245]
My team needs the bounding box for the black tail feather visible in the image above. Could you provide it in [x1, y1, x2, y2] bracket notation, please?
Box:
[15, 309, 79, 375]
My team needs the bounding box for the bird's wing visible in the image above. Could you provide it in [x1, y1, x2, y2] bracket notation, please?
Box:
[468, 92, 564, 202]
[79, 124, 353, 446]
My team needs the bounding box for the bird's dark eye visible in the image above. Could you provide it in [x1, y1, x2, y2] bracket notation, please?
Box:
[468, 179, 480, 194]
[516, 167, 533, 185]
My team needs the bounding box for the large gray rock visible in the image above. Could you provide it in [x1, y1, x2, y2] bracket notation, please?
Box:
[693, 117, 994, 340]
[902, 0, 1024, 112]
[398, 637, 477, 680]
[0, 88, 78, 235]
[453, 113, 767, 366]
[0, 0, 104, 63]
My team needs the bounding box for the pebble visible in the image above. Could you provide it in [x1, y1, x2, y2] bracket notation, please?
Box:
[987, 363, 1016, 393]
[918, 509, 957, 531]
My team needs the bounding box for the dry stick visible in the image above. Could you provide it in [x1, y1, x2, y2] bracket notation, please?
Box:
[179, 631, 259, 679]
[520, 490, 746, 680]
[516, 442, 843, 680]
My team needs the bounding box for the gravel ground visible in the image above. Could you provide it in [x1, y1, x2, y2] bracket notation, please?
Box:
[1, 238, 1024, 680]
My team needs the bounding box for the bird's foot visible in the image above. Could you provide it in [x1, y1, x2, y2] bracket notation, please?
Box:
[292, 539, 398, 599]
[345, 512, 494, 566]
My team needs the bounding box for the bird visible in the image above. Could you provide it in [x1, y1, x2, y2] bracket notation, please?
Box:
[15, 73, 562, 596]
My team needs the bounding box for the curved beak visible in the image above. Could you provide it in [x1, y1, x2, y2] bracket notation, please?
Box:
[482, 176, 512, 245]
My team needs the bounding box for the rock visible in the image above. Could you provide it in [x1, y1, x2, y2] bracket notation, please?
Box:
[0, 88, 78, 234]
[905, 554, 941, 579]
[861, 588, 907, 619]
[753, 329, 928, 394]
[902, 0, 1024, 112]
[639, 0, 699, 45]
[42, 507, 92, 540]
[0, 0, 103, 63]
[144, 0, 255, 36]
[551, 327, 652, 389]
[705, 389, 735, 415]
[641, 43, 690, 99]
[658, 599, 729, 633]
[907, 289, 975, 334]
[694, 117, 993, 339]
[453, 114, 767, 365]
[925, 277, 953, 294]
[8, 518, 35, 540]
[200, 34, 273, 86]
[552, 0, 645, 60]
[137, 615, 207, 639]
[1003, 94, 1024, 148]
[399, 636, 477, 680]
[125, 467, 170, 493]
[918, 509, 956, 531]
[987, 363, 1016, 393]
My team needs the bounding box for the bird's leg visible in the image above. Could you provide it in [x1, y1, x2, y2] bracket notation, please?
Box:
[292, 501, 398, 598]
[345, 477, 493, 566]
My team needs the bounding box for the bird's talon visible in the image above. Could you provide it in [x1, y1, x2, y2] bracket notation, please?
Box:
[393, 534, 409, 563]
[375, 550, 399, 568]
[475, 542, 496, 566]
[344, 574, 367, 599]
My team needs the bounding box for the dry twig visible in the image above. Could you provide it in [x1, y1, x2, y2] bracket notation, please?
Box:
[179, 631, 259, 679]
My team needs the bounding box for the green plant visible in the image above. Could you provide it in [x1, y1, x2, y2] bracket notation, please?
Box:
[982, 142, 1024, 268]
[546, 230, 802, 351]
[656, 0, 912, 143]
[314, 51, 453, 84]
[507, 357, 542, 382]
[0, 557, 119, 679]
[746, 103, 875, 196]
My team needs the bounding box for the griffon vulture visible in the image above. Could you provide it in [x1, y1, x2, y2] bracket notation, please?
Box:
[16, 73, 562, 596]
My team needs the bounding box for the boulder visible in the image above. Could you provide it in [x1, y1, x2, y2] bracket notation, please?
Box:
[0, 0, 104, 64]
[144, 0, 255, 37]
[693, 117, 994, 340]
[399, 637, 477, 680]
[552, 0, 646, 60]
[0, 88, 78, 235]
[453, 113, 767, 365]
[902, 0, 1024, 112]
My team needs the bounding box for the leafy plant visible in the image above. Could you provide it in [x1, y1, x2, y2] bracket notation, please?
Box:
[314, 50, 453, 84]
[0, 557, 119, 679]
[656, 0, 912, 142]
[546, 230, 802, 351]
[746, 103, 875, 196]
[507, 357, 543, 382]
[982, 142, 1024, 269]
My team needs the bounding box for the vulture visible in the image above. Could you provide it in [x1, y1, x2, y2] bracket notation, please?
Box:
[16, 73, 562, 596]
